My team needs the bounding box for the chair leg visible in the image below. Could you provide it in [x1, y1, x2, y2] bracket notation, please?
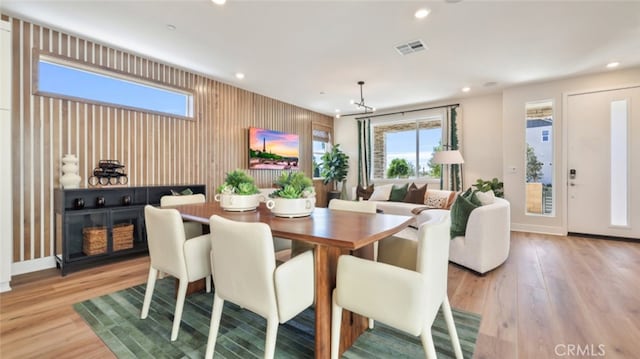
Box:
[420, 329, 437, 359]
[331, 291, 343, 359]
[141, 267, 158, 319]
[205, 294, 224, 359]
[171, 279, 188, 341]
[264, 317, 279, 359]
[205, 275, 212, 293]
[368, 318, 374, 329]
[442, 296, 463, 359]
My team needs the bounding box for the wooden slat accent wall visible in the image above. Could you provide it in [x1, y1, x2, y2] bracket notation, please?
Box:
[8, 16, 333, 265]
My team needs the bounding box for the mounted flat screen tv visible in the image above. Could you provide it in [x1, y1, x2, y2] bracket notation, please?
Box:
[249, 127, 300, 170]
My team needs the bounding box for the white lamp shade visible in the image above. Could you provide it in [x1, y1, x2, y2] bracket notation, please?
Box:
[433, 150, 464, 164]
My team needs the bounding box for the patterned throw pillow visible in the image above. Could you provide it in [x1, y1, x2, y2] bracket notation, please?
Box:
[425, 195, 448, 208]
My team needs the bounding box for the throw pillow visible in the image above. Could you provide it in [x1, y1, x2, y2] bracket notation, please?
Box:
[356, 184, 375, 200]
[368, 184, 394, 201]
[403, 183, 427, 204]
[475, 189, 496, 206]
[389, 183, 409, 202]
[463, 188, 483, 207]
[425, 189, 453, 208]
[425, 196, 447, 208]
[450, 191, 480, 238]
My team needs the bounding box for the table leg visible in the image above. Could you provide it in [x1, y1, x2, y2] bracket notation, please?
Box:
[314, 245, 332, 359]
[314, 244, 371, 359]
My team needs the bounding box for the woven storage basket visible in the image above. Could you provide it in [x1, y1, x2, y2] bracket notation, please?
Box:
[82, 226, 107, 255]
[113, 223, 134, 251]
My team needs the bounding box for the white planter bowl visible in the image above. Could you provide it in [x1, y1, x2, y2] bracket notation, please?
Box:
[214, 193, 262, 211]
[266, 197, 316, 218]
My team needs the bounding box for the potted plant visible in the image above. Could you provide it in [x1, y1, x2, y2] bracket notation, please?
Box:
[472, 177, 504, 198]
[266, 171, 316, 217]
[320, 144, 350, 201]
[215, 169, 262, 211]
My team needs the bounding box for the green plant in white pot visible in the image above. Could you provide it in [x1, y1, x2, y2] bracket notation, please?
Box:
[266, 171, 316, 217]
[215, 169, 262, 211]
[320, 144, 349, 200]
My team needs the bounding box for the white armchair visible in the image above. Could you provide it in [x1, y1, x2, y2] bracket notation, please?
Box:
[331, 215, 463, 359]
[449, 197, 511, 274]
[141, 205, 212, 341]
[205, 215, 314, 359]
[160, 193, 206, 240]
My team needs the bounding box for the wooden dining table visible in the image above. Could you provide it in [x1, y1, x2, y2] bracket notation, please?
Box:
[171, 201, 413, 359]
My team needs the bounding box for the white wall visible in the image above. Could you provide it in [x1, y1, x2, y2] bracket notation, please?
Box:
[1, 19, 13, 292]
[503, 66, 640, 235]
[336, 67, 640, 236]
[334, 93, 504, 196]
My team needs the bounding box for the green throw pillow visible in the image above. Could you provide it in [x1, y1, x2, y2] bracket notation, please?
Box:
[389, 183, 409, 202]
[462, 188, 483, 207]
[450, 189, 480, 238]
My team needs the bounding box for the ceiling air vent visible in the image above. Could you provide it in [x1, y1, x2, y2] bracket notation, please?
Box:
[395, 40, 427, 56]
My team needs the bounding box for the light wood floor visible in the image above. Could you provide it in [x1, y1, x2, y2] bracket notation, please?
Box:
[1, 232, 639, 358]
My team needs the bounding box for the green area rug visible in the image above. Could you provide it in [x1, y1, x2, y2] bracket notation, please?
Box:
[74, 278, 479, 358]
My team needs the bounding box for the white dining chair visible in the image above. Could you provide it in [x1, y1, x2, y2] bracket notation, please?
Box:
[141, 205, 212, 341]
[328, 198, 377, 213]
[205, 215, 315, 359]
[160, 193, 206, 239]
[330, 214, 463, 359]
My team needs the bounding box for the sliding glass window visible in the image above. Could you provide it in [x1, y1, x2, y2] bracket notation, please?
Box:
[371, 116, 442, 179]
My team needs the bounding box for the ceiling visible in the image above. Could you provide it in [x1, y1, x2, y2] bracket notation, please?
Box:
[2, 0, 640, 117]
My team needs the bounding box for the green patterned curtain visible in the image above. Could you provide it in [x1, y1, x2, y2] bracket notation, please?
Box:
[357, 119, 372, 187]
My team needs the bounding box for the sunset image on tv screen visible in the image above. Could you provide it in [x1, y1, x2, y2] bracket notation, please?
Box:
[249, 127, 299, 170]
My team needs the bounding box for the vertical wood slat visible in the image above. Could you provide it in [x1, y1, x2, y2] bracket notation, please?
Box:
[10, 16, 332, 268]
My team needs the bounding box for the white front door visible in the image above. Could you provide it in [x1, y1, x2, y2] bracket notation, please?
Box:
[566, 86, 640, 238]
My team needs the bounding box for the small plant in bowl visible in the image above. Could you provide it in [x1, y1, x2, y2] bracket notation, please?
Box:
[217, 169, 260, 195]
[270, 171, 315, 199]
[267, 172, 316, 217]
[215, 169, 262, 211]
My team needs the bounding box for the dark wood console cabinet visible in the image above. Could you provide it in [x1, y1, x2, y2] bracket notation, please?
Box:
[54, 184, 206, 275]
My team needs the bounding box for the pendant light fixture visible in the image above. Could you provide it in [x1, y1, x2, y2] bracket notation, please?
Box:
[350, 81, 376, 113]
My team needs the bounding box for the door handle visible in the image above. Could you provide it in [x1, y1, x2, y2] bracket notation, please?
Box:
[569, 183, 576, 186]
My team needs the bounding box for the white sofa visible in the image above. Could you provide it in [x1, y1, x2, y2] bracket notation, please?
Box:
[379, 197, 511, 275]
[351, 184, 456, 226]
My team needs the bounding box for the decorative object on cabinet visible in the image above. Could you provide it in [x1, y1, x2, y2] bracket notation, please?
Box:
[60, 154, 82, 188]
[88, 159, 128, 186]
[54, 184, 206, 275]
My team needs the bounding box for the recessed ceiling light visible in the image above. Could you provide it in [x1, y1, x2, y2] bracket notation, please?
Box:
[166, 24, 176, 31]
[335, 109, 341, 113]
[335, 114, 341, 119]
[212, 0, 226, 5]
[606, 62, 620, 69]
[235, 72, 245, 79]
[415, 8, 430, 19]
[462, 87, 471, 92]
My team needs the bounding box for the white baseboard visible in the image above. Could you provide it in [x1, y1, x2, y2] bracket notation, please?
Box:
[12, 256, 57, 276]
[511, 223, 566, 236]
[0, 281, 11, 293]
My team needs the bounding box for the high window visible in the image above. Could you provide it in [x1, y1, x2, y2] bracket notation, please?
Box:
[35, 54, 193, 118]
[525, 100, 554, 216]
[312, 125, 332, 178]
[371, 116, 442, 179]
